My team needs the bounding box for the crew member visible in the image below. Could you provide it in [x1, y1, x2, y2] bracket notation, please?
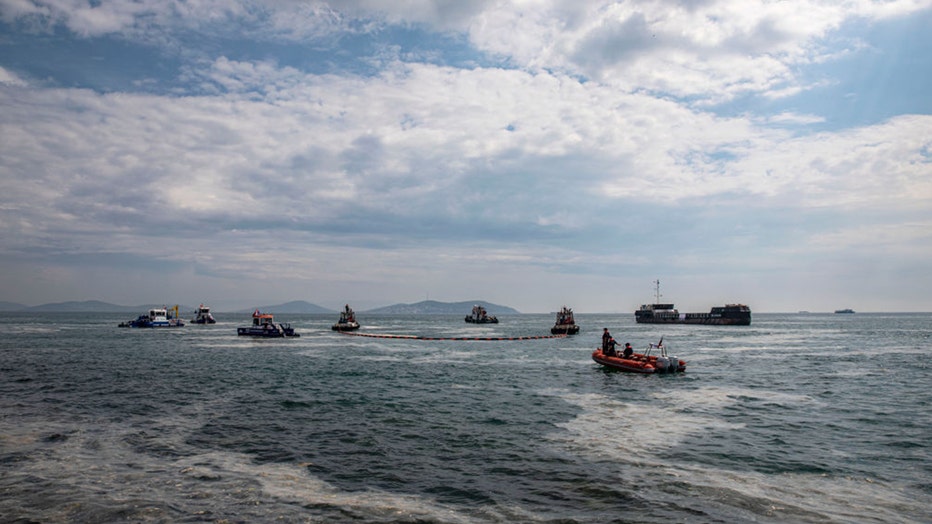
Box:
[605, 338, 618, 356]
[623, 343, 633, 358]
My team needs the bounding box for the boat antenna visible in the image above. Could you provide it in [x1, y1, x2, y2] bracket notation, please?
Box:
[653, 279, 662, 303]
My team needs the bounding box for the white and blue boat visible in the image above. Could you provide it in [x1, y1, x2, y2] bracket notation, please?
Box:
[119, 306, 185, 328]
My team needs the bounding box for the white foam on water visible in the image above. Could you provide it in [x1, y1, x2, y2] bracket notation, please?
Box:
[651, 385, 821, 409]
[655, 462, 931, 523]
[543, 390, 745, 460]
[541, 387, 930, 522]
[697, 344, 777, 353]
[3, 404, 540, 523]
[176, 450, 486, 523]
[351, 348, 481, 365]
[1, 324, 63, 335]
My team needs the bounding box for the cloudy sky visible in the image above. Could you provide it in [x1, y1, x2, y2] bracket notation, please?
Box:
[1, 0, 931, 313]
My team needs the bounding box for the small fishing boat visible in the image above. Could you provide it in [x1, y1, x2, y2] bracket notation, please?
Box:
[465, 304, 498, 324]
[550, 306, 580, 335]
[331, 304, 360, 331]
[237, 310, 299, 337]
[191, 304, 216, 324]
[119, 306, 185, 328]
[592, 340, 685, 374]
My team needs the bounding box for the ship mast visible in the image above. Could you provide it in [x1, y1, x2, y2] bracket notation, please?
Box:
[653, 279, 662, 303]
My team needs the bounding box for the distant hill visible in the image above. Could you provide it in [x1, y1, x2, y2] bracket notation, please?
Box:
[0, 301, 27, 311]
[21, 301, 194, 313]
[237, 301, 334, 314]
[23, 300, 140, 312]
[364, 300, 520, 315]
[4, 299, 519, 315]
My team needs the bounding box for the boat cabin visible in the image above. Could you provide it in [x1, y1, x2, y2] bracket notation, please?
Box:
[252, 313, 276, 327]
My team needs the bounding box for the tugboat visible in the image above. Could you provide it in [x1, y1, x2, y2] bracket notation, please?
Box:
[331, 304, 360, 331]
[592, 339, 686, 374]
[465, 304, 498, 324]
[550, 306, 580, 335]
[119, 306, 185, 328]
[191, 304, 216, 324]
[237, 310, 299, 337]
[635, 280, 751, 326]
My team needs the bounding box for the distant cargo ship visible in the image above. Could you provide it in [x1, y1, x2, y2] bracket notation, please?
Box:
[634, 280, 751, 326]
[834, 308, 855, 314]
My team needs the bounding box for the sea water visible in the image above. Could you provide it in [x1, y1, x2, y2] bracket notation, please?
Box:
[0, 312, 929, 523]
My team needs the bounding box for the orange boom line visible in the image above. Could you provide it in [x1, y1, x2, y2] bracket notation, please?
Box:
[338, 331, 567, 341]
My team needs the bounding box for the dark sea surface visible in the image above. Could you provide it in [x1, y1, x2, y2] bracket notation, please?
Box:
[1, 312, 929, 523]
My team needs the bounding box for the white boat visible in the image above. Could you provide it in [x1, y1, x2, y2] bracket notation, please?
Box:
[191, 304, 216, 324]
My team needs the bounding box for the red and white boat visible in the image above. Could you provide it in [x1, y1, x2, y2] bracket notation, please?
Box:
[592, 341, 686, 374]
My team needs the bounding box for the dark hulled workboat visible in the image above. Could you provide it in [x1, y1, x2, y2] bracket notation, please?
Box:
[465, 305, 498, 324]
[332, 304, 360, 331]
[635, 280, 750, 326]
[550, 306, 580, 335]
[635, 303, 751, 325]
[237, 310, 299, 337]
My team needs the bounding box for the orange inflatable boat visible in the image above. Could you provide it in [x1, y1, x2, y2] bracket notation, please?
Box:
[592, 343, 686, 374]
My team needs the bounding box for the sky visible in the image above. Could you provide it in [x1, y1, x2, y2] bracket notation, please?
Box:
[1, 0, 931, 313]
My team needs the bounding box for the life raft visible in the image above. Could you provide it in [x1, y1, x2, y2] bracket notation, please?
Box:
[591, 348, 686, 374]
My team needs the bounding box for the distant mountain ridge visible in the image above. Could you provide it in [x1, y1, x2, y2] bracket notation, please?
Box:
[0, 301, 27, 311]
[0, 299, 517, 314]
[0, 300, 334, 313]
[15, 300, 193, 313]
[363, 300, 520, 315]
[235, 301, 334, 314]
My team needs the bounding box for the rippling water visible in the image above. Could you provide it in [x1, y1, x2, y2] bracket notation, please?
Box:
[1, 312, 929, 523]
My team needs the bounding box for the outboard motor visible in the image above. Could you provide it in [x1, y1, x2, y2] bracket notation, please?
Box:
[655, 356, 670, 372]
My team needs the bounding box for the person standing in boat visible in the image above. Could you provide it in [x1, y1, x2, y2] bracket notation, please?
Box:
[602, 328, 612, 352]
[605, 338, 618, 357]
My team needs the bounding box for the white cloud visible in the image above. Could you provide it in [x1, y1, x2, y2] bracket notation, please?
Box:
[807, 221, 932, 255]
[0, 66, 27, 86]
[3, 58, 929, 242]
[1, 1, 931, 311]
[761, 112, 825, 125]
[733, 115, 932, 208]
[4, 0, 930, 102]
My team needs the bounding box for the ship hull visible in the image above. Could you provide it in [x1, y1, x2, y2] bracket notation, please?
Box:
[331, 322, 360, 331]
[237, 326, 299, 337]
[551, 324, 580, 334]
[635, 304, 751, 326]
[592, 349, 686, 374]
[635, 316, 750, 326]
[465, 317, 498, 324]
